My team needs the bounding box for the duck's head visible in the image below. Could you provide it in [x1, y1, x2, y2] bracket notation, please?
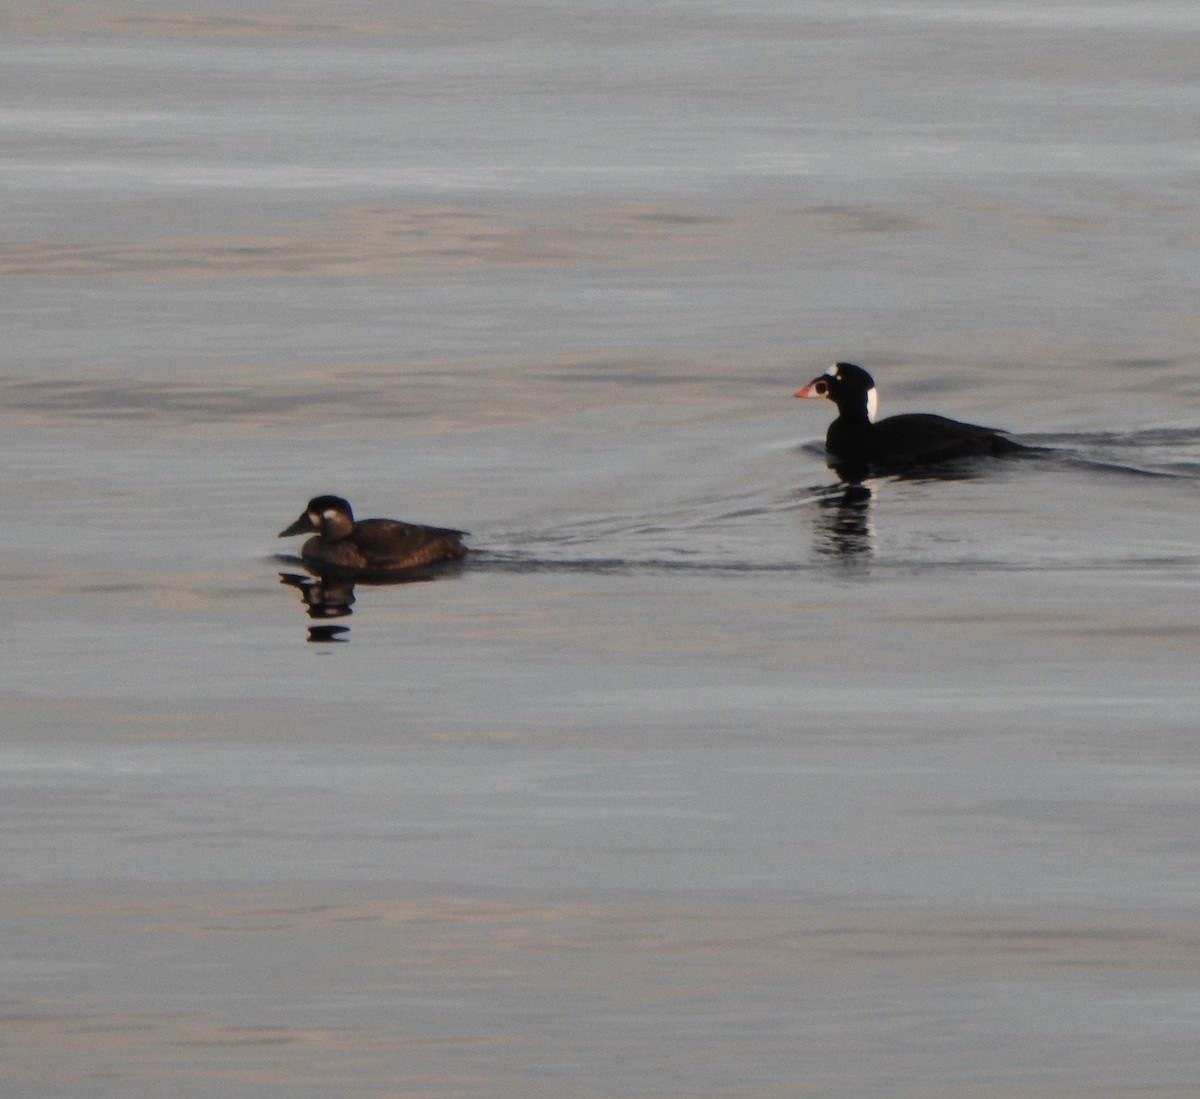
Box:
[279, 495, 355, 540]
[795, 362, 878, 422]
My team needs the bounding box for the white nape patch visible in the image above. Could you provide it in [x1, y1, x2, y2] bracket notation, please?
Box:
[866, 386, 878, 423]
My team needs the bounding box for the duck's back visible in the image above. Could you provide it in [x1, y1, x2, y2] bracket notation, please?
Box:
[831, 412, 1022, 468]
[304, 518, 468, 571]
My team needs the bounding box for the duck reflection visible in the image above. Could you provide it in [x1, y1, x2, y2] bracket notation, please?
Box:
[813, 482, 874, 558]
[280, 568, 354, 615]
[809, 450, 1016, 558]
[278, 560, 462, 642]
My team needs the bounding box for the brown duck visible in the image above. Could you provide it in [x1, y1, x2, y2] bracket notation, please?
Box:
[279, 495, 468, 572]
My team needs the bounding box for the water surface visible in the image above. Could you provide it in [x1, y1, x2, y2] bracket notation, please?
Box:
[3, 2, 1200, 1096]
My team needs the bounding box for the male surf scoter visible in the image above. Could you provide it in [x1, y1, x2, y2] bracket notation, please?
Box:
[795, 362, 1027, 476]
[279, 495, 468, 573]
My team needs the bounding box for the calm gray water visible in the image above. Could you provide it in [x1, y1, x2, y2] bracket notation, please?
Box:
[3, 2, 1200, 1096]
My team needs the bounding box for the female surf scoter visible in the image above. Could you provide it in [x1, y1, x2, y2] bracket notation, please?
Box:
[279, 495, 468, 572]
[795, 362, 1026, 476]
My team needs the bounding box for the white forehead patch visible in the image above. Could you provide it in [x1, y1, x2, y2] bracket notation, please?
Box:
[866, 387, 878, 423]
[828, 363, 842, 379]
